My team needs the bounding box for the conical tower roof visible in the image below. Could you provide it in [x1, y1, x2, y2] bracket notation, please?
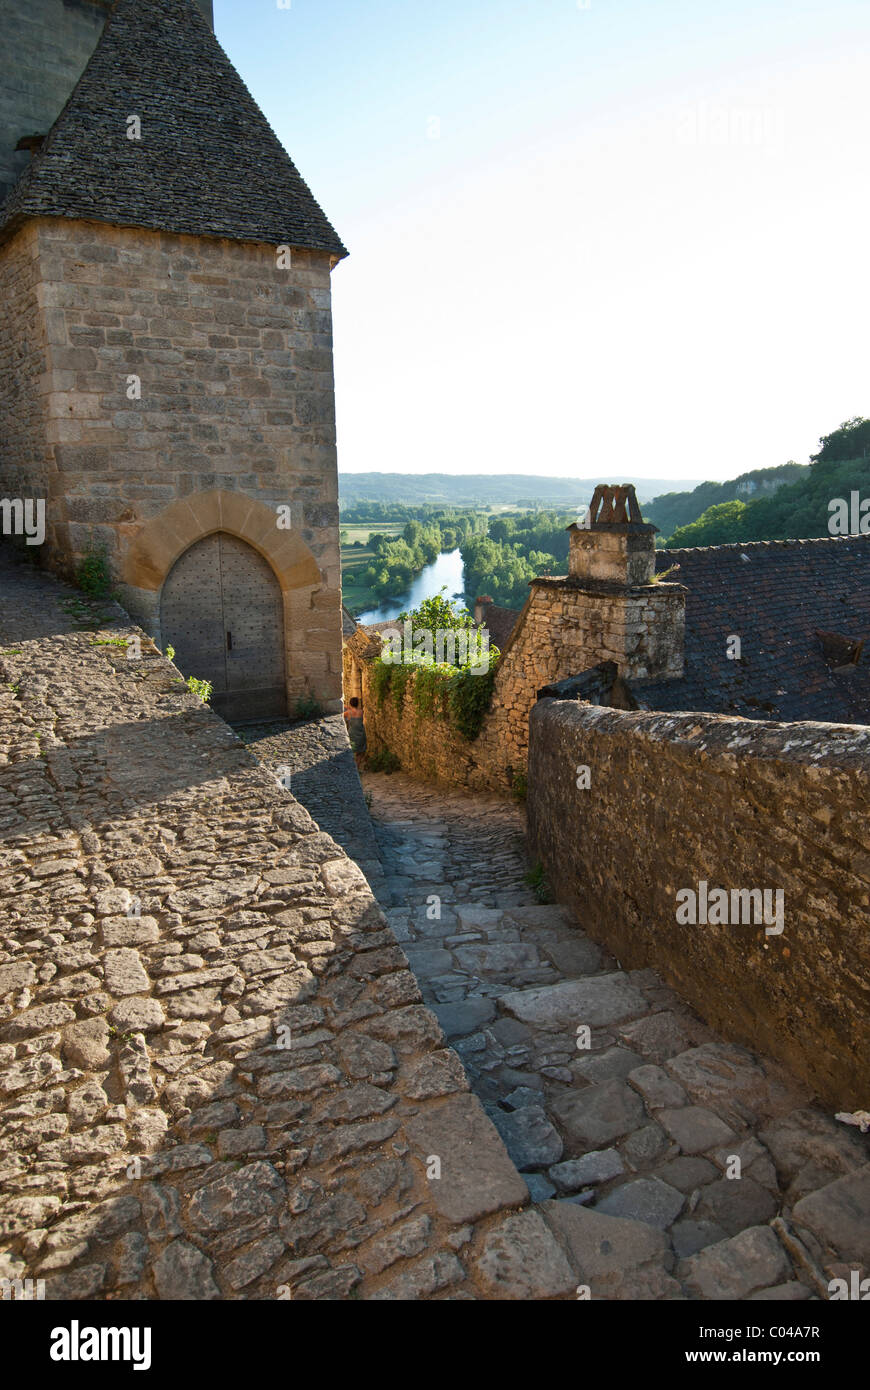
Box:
[0, 0, 347, 258]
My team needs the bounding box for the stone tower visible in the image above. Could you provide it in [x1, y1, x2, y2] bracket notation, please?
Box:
[0, 0, 346, 721]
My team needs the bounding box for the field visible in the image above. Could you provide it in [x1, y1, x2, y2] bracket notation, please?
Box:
[340, 522, 403, 616]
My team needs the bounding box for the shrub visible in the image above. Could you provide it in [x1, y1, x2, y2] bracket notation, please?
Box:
[524, 861, 554, 904]
[370, 593, 499, 741]
[366, 748, 401, 774]
[74, 545, 112, 597]
[446, 660, 498, 740]
[371, 661, 392, 709]
[186, 676, 213, 703]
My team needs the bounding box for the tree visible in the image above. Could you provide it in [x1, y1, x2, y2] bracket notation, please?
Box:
[666, 500, 747, 548]
[812, 417, 870, 464]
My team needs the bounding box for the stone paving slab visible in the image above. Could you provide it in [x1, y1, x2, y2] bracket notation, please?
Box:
[363, 769, 870, 1299]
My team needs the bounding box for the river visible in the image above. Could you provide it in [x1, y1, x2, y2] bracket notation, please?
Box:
[355, 548, 467, 625]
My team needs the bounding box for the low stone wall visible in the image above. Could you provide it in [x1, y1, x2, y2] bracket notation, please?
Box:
[359, 659, 496, 790]
[527, 700, 870, 1111]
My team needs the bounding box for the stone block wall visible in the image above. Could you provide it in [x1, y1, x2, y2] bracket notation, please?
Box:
[359, 658, 488, 787]
[0, 223, 52, 511]
[526, 699, 870, 1110]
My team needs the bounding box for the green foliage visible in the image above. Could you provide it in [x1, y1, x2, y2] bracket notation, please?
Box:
[366, 748, 401, 773]
[812, 416, 870, 464]
[342, 506, 489, 613]
[667, 499, 748, 547]
[664, 427, 870, 548]
[361, 521, 453, 601]
[412, 663, 450, 720]
[460, 510, 572, 608]
[371, 660, 392, 710]
[164, 644, 176, 662]
[445, 662, 497, 740]
[74, 545, 112, 597]
[524, 862, 554, 904]
[398, 589, 475, 637]
[644, 462, 809, 540]
[294, 695, 323, 721]
[650, 565, 679, 583]
[185, 675, 213, 703]
[371, 592, 499, 741]
[390, 662, 415, 713]
[511, 771, 528, 801]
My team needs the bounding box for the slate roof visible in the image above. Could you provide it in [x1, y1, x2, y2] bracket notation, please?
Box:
[632, 536, 870, 724]
[475, 599, 521, 651]
[0, 0, 347, 258]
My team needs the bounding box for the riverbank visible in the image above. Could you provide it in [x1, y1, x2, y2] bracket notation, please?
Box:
[351, 547, 468, 624]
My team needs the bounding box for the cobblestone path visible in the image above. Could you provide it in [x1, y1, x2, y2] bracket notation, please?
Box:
[237, 716, 388, 903]
[360, 770, 870, 1300]
[1, 552, 866, 1302]
[0, 561, 551, 1302]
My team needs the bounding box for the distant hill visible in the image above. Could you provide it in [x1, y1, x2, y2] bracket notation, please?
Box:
[664, 455, 870, 548]
[643, 463, 809, 540]
[661, 419, 870, 548]
[339, 473, 703, 509]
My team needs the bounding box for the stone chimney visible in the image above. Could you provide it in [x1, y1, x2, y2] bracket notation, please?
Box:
[474, 595, 494, 626]
[568, 483, 657, 585]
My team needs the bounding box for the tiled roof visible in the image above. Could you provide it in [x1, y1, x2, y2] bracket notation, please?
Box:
[538, 662, 637, 709]
[0, 0, 347, 258]
[476, 600, 521, 650]
[633, 536, 870, 724]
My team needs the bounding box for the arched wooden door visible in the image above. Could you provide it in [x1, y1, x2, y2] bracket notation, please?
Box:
[160, 533, 287, 721]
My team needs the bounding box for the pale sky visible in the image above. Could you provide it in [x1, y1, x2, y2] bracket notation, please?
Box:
[216, 0, 870, 482]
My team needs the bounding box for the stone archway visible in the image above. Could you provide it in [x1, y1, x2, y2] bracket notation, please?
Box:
[161, 532, 287, 721]
[122, 490, 321, 597]
[119, 489, 331, 718]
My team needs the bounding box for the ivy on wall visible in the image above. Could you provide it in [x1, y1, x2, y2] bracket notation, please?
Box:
[370, 593, 499, 741]
[373, 655, 498, 741]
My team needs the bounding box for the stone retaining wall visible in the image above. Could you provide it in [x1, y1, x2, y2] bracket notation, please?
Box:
[526, 699, 870, 1111]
